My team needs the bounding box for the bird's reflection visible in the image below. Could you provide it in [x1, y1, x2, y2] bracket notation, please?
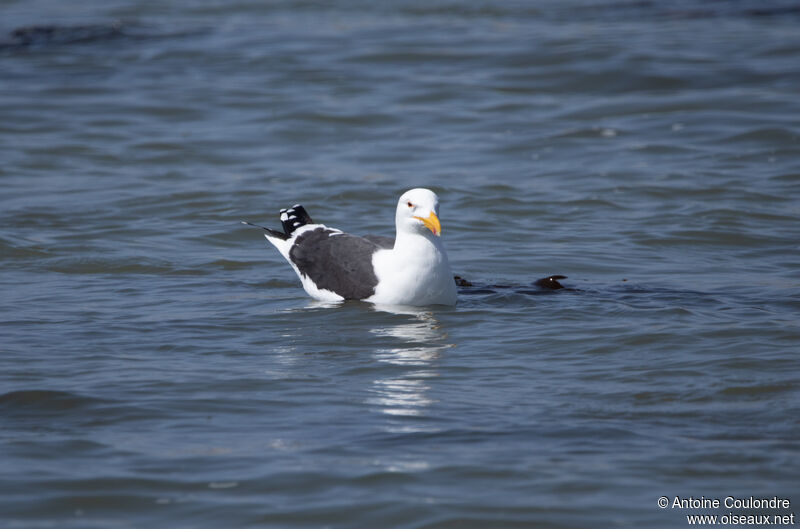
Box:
[369, 378, 433, 417]
[367, 306, 453, 426]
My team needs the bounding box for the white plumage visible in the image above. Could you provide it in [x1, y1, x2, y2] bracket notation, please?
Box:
[369, 189, 457, 306]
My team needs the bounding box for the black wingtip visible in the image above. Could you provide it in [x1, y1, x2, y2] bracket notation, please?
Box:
[241, 220, 289, 240]
[280, 205, 314, 237]
[241, 203, 314, 241]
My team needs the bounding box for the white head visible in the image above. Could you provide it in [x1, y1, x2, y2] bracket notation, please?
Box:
[395, 188, 442, 237]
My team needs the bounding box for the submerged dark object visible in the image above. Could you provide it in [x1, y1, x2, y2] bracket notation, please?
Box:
[0, 21, 202, 51]
[5, 22, 125, 48]
[453, 275, 473, 287]
[533, 275, 567, 290]
[454, 274, 570, 294]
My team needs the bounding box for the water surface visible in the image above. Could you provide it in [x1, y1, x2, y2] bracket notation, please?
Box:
[1, 1, 799, 527]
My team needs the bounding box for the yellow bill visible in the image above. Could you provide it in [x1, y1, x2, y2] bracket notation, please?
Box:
[414, 211, 442, 236]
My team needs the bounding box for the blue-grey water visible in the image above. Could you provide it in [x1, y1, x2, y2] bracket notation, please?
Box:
[1, 1, 799, 528]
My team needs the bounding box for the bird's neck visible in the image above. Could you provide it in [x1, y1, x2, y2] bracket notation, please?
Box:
[393, 229, 444, 257]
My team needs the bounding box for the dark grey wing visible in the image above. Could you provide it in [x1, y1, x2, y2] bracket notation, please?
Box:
[362, 235, 394, 249]
[289, 228, 383, 300]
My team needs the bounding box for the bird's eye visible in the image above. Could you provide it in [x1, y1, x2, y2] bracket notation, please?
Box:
[407, 201, 413, 208]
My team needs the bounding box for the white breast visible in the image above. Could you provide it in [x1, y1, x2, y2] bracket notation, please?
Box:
[368, 234, 457, 306]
